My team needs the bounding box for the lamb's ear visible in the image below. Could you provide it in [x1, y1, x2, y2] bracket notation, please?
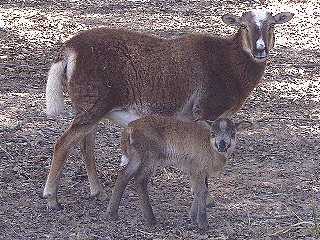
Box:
[235, 120, 252, 132]
[273, 12, 294, 24]
[222, 14, 241, 26]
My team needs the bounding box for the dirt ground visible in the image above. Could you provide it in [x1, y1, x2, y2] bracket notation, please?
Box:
[0, 0, 319, 239]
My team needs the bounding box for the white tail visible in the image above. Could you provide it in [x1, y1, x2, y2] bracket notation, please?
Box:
[45, 60, 66, 116]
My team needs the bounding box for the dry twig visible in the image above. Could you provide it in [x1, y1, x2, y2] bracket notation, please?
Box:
[270, 221, 315, 236]
[256, 116, 320, 123]
[0, 144, 13, 160]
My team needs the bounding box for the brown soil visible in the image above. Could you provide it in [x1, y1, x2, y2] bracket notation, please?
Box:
[0, 0, 319, 239]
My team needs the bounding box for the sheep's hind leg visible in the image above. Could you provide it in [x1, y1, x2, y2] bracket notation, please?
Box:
[80, 125, 106, 201]
[43, 115, 99, 210]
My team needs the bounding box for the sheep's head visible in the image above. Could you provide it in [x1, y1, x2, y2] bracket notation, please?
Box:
[222, 9, 294, 62]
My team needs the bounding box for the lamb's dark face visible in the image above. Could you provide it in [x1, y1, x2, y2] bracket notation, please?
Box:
[210, 118, 236, 154]
[222, 9, 294, 62]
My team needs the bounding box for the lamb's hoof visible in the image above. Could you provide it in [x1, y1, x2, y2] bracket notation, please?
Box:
[206, 201, 215, 208]
[107, 212, 119, 221]
[146, 218, 156, 226]
[198, 221, 209, 230]
[189, 212, 197, 224]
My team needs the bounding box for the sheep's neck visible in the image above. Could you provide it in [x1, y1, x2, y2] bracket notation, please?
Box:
[229, 30, 267, 89]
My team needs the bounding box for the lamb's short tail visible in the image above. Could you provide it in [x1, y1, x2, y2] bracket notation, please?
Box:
[45, 59, 66, 116]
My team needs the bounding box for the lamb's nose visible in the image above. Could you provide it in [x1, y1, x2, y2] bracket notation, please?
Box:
[218, 140, 227, 152]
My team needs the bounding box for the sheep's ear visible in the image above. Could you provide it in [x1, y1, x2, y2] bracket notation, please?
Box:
[235, 120, 252, 132]
[273, 12, 294, 24]
[222, 14, 241, 26]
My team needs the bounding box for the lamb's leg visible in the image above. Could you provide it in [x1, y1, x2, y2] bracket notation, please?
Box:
[80, 125, 106, 200]
[205, 176, 215, 208]
[189, 178, 198, 224]
[107, 154, 141, 220]
[190, 197, 199, 225]
[134, 170, 156, 225]
[197, 183, 208, 230]
[190, 174, 209, 230]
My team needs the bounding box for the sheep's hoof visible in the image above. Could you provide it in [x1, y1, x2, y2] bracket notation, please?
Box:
[44, 193, 63, 211]
[47, 202, 63, 211]
[92, 190, 107, 201]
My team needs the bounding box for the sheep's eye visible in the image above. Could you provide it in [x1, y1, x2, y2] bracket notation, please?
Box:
[269, 24, 275, 29]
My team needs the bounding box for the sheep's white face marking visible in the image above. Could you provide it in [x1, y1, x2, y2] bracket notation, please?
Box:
[243, 10, 271, 62]
[252, 9, 267, 29]
[256, 36, 265, 49]
[256, 36, 266, 57]
[252, 10, 268, 58]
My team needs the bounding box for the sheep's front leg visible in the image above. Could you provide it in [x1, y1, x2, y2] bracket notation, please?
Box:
[134, 171, 156, 225]
[190, 174, 209, 230]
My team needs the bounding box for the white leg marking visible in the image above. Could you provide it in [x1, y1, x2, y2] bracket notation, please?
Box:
[43, 181, 52, 197]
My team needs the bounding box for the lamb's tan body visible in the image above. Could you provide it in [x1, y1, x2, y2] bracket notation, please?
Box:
[121, 116, 229, 176]
[43, 10, 293, 209]
[107, 116, 246, 229]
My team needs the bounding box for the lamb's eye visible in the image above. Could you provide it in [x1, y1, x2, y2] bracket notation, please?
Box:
[240, 24, 247, 30]
[269, 23, 275, 29]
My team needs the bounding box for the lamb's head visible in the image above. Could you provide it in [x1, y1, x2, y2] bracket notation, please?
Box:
[210, 118, 252, 156]
[222, 9, 294, 62]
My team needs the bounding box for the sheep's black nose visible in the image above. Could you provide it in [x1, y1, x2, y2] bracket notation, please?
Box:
[256, 46, 266, 54]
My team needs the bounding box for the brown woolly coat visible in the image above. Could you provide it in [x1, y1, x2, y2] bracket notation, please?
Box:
[57, 28, 266, 122]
